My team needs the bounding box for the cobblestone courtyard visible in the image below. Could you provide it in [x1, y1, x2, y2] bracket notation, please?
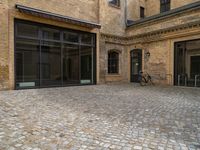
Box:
[0, 84, 200, 150]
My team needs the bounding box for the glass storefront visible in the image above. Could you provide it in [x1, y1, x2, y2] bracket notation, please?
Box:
[174, 39, 200, 87]
[15, 20, 96, 89]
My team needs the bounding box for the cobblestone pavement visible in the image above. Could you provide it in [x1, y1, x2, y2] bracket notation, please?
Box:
[0, 84, 200, 150]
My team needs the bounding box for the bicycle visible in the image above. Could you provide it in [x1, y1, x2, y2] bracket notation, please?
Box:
[138, 71, 154, 86]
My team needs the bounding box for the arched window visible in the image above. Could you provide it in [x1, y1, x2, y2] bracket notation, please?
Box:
[108, 51, 119, 74]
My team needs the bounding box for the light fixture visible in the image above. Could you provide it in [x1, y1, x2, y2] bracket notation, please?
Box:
[145, 51, 150, 58]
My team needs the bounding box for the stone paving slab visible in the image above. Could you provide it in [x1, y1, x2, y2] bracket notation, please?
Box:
[0, 84, 200, 150]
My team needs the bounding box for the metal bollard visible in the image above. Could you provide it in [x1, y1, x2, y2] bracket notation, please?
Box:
[178, 75, 181, 86]
[184, 75, 187, 86]
[195, 75, 200, 87]
[178, 74, 187, 86]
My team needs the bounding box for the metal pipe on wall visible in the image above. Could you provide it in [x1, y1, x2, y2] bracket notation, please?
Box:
[125, 0, 128, 26]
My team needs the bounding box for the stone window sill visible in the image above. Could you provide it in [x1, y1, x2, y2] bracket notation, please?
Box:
[108, 4, 121, 9]
[106, 74, 121, 77]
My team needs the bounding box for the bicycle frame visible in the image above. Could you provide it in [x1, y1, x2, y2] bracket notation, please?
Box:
[139, 71, 154, 86]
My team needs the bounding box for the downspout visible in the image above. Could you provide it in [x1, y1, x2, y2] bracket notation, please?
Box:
[125, 0, 128, 27]
[98, 0, 100, 24]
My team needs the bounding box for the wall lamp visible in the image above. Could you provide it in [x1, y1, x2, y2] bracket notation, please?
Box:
[145, 51, 150, 58]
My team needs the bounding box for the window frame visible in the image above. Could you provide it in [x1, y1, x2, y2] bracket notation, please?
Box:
[108, 0, 120, 8]
[140, 6, 145, 19]
[160, 0, 171, 13]
[108, 51, 119, 74]
[14, 19, 97, 89]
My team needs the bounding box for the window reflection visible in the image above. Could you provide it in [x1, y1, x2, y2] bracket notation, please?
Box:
[16, 38, 40, 88]
[63, 44, 80, 84]
[17, 23, 39, 38]
[81, 46, 92, 84]
[42, 28, 60, 40]
[15, 21, 95, 89]
[63, 32, 79, 43]
[41, 41, 61, 86]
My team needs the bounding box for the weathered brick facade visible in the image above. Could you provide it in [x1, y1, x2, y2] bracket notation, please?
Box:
[0, 0, 200, 90]
[0, 0, 100, 90]
[100, 0, 200, 85]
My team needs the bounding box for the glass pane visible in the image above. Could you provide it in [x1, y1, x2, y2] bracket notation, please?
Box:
[81, 46, 92, 84]
[132, 59, 139, 74]
[15, 21, 95, 89]
[41, 41, 61, 86]
[81, 34, 93, 45]
[42, 28, 60, 40]
[108, 52, 119, 74]
[108, 0, 119, 6]
[17, 23, 39, 38]
[63, 44, 80, 84]
[15, 38, 40, 88]
[191, 56, 200, 78]
[63, 32, 79, 43]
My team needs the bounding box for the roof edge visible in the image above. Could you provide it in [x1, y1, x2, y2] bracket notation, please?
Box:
[15, 4, 101, 29]
[127, 1, 200, 28]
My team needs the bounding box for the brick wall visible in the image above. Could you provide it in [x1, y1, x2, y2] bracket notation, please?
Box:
[146, 0, 200, 17]
[99, 0, 126, 36]
[127, 0, 146, 21]
[8, 0, 99, 23]
[127, 0, 200, 21]
[0, 1, 9, 90]
[127, 9, 200, 36]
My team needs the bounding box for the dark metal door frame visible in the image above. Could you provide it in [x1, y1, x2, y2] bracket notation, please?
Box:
[174, 42, 186, 85]
[130, 49, 142, 83]
[174, 38, 200, 87]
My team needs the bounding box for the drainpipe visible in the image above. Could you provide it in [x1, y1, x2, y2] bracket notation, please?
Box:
[98, 0, 100, 24]
[125, 0, 128, 26]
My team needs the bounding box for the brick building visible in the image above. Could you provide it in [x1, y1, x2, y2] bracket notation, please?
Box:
[0, 0, 200, 90]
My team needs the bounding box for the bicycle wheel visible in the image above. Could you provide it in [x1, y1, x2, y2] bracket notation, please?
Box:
[140, 77, 147, 86]
[147, 75, 155, 86]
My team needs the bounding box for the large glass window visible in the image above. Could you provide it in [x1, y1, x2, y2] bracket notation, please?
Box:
[81, 34, 93, 45]
[63, 44, 80, 84]
[42, 28, 60, 41]
[15, 38, 40, 88]
[15, 20, 96, 89]
[174, 39, 200, 87]
[63, 32, 79, 43]
[41, 41, 61, 86]
[81, 46, 92, 84]
[16, 23, 39, 38]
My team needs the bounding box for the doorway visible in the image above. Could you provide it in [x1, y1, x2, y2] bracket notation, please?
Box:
[174, 39, 200, 87]
[130, 49, 142, 82]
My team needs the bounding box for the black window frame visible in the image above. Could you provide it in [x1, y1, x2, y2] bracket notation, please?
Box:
[160, 0, 171, 13]
[14, 19, 97, 89]
[140, 6, 145, 19]
[108, 0, 120, 8]
[108, 51, 119, 74]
